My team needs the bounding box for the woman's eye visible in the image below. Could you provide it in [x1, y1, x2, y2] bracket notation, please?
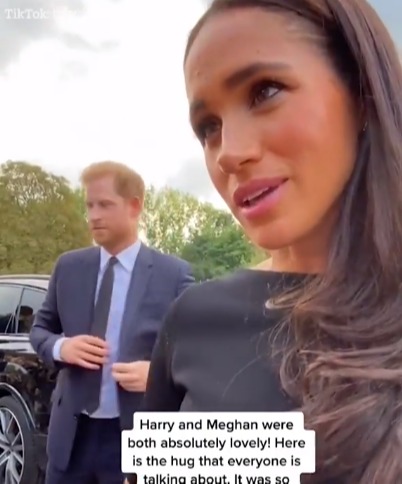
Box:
[251, 81, 283, 107]
[195, 119, 221, 144]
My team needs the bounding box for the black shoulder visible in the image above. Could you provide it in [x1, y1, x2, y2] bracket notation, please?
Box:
[178, 270, 255, 302]
[163, 270, 251, 332]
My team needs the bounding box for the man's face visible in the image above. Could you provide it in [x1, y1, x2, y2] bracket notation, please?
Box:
[85, 175, 141, 249]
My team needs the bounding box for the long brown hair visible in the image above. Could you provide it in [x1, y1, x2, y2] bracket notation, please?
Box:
[185, 1, 402, 482]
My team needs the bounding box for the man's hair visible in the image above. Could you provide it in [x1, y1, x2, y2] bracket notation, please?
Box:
[80, 161, 145, 201]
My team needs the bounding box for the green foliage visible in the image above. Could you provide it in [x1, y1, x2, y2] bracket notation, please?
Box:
[142, 185, 201, 255]
[0, 161, 91, 274]
[142, 186, 258, 281]
[247, 247, 269, 267]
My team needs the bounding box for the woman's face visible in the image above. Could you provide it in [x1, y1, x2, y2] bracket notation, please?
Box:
[184, 8, 360, 252]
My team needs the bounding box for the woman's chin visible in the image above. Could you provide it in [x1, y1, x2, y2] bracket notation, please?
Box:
[247, 224, 294, 252]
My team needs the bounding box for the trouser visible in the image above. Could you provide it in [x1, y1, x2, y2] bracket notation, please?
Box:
[45, 415, 124, 484]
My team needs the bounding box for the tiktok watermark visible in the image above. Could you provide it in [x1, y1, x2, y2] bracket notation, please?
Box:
[3, 7, 79, 21]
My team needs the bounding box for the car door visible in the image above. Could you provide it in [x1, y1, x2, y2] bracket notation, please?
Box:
[0, 284, 57, 441]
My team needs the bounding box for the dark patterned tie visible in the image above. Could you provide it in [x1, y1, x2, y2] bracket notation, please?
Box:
[84, 256, 117, 414]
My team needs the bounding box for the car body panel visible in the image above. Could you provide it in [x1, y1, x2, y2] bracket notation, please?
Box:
[0, 275, 56, 475]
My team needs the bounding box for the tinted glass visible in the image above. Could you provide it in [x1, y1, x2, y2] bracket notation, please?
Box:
[17, 288, 46, 333]
[0, 285, 22, 333]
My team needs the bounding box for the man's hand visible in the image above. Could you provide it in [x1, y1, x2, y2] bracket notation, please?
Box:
[112, 361, 150, 392]
[60, 335, 108, 370]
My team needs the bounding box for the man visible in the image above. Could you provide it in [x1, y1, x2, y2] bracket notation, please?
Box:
[30, 161, 194, 484]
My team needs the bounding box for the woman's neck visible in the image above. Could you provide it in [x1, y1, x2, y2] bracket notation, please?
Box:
[268, 208, 337, 274]
[255, 227, 332, 274]
[269, 248, 325, 274]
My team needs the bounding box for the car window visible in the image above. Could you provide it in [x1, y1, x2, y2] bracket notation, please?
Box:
[17, 288, 46, 333]
[0, 285, 23, 333]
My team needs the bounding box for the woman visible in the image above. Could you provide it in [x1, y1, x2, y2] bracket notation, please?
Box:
[142, 0, 402, 482]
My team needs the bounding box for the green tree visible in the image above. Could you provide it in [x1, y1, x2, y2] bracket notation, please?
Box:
[0, 161, 91, 274]
[248, 247, 269, 267]
[180, 205, 256, 281]
[73, 186, 87, 221]
[141, 185, 257, 280]
[142, 185, 202, 255]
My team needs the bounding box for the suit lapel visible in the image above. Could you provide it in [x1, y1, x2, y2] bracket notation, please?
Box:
[81, 247, 100, 333]
[119, 244, 153, 348]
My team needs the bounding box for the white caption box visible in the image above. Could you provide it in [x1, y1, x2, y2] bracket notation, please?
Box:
[122, 412, 316, 484]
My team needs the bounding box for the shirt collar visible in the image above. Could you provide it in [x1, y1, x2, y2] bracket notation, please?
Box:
[100, 240, 141, 273]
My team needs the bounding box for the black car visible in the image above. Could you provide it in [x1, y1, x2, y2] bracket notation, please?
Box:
[0, 274, 55, 484]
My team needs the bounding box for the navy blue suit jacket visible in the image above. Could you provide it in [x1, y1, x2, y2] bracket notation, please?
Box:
[30, 243, 194, 470]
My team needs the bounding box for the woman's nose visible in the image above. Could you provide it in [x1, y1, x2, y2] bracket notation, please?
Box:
[216, 121, 262, 174]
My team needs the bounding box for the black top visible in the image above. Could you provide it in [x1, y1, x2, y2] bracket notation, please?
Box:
[143, 269, 303, 410]
[142, 269, 346, 483]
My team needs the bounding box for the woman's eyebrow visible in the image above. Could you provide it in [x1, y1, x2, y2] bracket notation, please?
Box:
[189, 61, 291, 119]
